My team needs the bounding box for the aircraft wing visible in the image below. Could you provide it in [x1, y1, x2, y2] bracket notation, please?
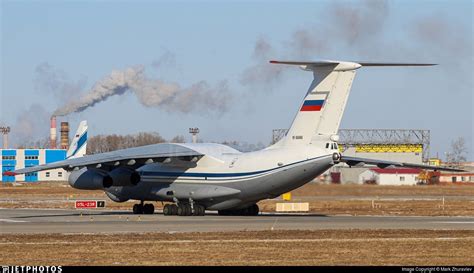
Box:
[340, 156, 465, 172]
[4, 143, 203, 175]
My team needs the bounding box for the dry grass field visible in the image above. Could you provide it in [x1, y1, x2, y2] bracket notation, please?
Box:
[2, 229, 473, 265]
[1, 182, 473, 216]
[1, 182, 473, 265]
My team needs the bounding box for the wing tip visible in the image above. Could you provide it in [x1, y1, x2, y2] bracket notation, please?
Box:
[2, 171, 17, 176]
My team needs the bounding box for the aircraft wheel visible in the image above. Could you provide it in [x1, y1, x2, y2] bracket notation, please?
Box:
[249, 204, 259, 216]
[193, 205, 205, 216]
[177, 204, 187, 216]
[170, 204, 178, 215]
[177, 205, 183, 216]
[199, 205, 206, 216]
[133, 204, 143, 214]
[163, 204, 171, 216]
[185, 205, 193, 216]
[143, 204, 154, 214]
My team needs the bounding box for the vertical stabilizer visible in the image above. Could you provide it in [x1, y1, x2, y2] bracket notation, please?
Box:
[271, 61, 360, 146]
[269, 60, 435, 147]
[67, 120, 88, 159]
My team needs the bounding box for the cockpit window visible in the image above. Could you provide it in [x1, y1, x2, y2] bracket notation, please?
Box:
[326, 143, 329, 149]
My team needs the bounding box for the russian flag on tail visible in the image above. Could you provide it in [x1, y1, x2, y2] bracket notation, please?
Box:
[300, 100, 325, 111]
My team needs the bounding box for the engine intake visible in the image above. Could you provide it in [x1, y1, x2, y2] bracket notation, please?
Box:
[68, 168, 109, 190]
[104, 167, 141, 187]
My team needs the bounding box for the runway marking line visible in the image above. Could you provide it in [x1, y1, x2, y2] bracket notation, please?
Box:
[0, 219, 28, 223]
[2, 237, 474, 245]
[432, 221, 474, 224]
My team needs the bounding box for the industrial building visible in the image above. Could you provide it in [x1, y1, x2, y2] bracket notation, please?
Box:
[1, 149, 68, 182]
[334, 129, 429, 184]
[0, 117, 71, 183]
[359, 168, 420, 185]
[438, 173, 474, 183]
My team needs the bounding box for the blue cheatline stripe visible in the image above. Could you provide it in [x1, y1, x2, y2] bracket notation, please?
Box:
[68, 131, 87, 158]
[141, 155, 329, 179]
[303, 100, 324, 106]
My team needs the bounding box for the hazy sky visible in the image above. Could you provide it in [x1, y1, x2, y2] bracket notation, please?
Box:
[1, 0, 472, 160]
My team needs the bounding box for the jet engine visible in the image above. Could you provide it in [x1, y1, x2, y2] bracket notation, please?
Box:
[68, 168, 109, 190]
[103, 167, 141, 188]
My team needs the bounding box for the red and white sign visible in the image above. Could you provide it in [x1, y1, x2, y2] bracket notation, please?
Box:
[75, 200, 106, 209]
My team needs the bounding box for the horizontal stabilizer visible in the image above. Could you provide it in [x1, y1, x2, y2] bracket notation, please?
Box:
[270, 60, 437, 69]
[357, 62, 437, 66]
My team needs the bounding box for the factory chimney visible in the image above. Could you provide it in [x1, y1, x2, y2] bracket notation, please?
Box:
[50, 116, 57, 149]
[60, 122, 70, 149]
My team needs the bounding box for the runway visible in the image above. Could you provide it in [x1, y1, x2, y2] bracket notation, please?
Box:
[1, 208, 473, 234]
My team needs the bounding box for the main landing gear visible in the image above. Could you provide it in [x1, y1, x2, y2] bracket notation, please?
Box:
[132, 201, 155, 214]
[163, 203, 206, 216]
[218, 204, 259, 216]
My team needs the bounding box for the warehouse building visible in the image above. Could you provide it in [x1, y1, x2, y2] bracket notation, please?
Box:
[436, 172, 474, 184]
[334, 129, 429, 184]
[1, 149, 68, 182]
[358, 168, 420, 185]
[272, 128, 431, 185]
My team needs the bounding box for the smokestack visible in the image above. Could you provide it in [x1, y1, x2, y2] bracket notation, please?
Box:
[0, 126, 10, 149]
[189, 128, 199, 144]
[50, 116, 57, 149]
[60, 122, 69, 149]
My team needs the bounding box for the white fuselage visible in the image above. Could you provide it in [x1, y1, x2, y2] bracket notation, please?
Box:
[107, 142, 338, 210]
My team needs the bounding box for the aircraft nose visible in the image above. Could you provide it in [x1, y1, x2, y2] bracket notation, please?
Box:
[332, 152, 341, 163]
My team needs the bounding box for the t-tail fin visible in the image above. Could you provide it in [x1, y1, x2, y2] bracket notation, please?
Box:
[67, 120, 88, 159]
[269, 60, 436, 147]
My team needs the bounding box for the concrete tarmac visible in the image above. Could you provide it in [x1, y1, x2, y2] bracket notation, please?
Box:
[1, 208, 473, 234]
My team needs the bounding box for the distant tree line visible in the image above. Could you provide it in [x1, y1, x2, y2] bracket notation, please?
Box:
[86, 132, 185, 154]
[445, 137, 468, 163]
[14, 132, 268, 154]
[17, 138, 49, 149]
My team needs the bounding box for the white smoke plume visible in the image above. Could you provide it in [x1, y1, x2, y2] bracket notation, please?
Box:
[151, 49, 177, 70]
[240, 36, 285, 87]
[53, 65, 231, 116]
[35, 62, 87, 103]
[240, 0, 390, 87]
[12, 104, 51, 148]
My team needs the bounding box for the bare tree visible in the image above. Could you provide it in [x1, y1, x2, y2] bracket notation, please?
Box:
[170, 135, 185, 143]
[445, 137, 468, 163]
[17, 137, 49, 149]
[86, 132, 165, 154]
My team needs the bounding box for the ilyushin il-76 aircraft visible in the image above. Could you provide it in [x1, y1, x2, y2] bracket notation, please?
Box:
[6, 60, 463, 216]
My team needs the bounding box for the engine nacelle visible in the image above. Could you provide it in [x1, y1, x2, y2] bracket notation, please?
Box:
[103, 167, 141, 188]
[68, 168, 108, 190]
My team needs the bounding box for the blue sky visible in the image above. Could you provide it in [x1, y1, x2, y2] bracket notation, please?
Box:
[1, 0, 472, 160]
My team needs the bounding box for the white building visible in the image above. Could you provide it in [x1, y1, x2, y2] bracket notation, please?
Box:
[1, 149, 68, 182]
[358, 168, 420, 185]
